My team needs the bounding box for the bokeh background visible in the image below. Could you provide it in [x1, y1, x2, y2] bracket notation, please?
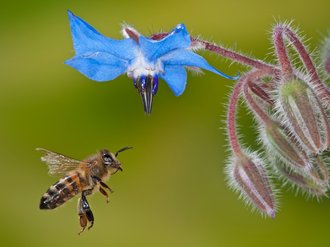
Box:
[1, 0, 330, 246]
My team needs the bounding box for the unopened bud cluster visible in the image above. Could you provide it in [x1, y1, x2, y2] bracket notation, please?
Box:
[213, 23, 330, 217]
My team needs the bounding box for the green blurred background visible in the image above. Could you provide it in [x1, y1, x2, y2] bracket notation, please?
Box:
[1, 0, 330, 246]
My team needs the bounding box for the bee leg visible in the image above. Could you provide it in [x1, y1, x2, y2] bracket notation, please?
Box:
[100, 181, 114, 193]
[82, 191, 95, 230]
[77, 190, 94, 233]
[99, 187, 110, 203]
[77, 198, 87, 235]
[92, 176, 114, 193]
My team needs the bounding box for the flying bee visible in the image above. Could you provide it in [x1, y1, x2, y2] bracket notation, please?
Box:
[38, 147, 132, 234]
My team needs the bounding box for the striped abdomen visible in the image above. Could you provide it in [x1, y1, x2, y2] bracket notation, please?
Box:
[40, 173, 84, 209]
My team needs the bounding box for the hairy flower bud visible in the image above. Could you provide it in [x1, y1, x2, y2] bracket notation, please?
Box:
[309, 156, 329, 187]
[274, 157, 328, 197]
[226, 152, 276, 218]
[321, 35, 330, 75]
[277, 79, 330, 154]
[262, 121, 308, 170]
[262, 120, 329, 185]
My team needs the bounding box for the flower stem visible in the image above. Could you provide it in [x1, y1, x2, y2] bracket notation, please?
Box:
[227, 69, 272, 155]
[227, 77, 244, 155]
[192, 38, 278, 74]
[273, 25, 294, 81]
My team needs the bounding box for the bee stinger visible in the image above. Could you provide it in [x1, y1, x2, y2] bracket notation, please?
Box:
[37, 147, 132, 234]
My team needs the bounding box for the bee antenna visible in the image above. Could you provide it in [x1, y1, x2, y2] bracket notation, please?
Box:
[115, 146, 133, 157]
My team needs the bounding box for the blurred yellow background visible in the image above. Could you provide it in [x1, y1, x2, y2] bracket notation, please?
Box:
[1, 0, 330, 246]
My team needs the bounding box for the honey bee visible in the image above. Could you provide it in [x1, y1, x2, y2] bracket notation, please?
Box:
[38, 147, 132, 234]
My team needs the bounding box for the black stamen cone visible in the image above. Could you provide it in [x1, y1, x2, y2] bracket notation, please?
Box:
[135, 75, 154, 115]
[141, 87, 153, 115]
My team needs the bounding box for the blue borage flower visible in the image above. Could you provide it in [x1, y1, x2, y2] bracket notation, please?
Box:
[65, 10, 239, 114]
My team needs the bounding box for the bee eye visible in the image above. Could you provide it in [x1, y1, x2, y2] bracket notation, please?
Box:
[102, 154, 113, 164]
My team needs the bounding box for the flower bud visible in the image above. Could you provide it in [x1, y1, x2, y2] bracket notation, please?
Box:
[277, 79, 330, 154]
[226, 152, 276, 218]
[274, 158, 328, 197]
[262, 120, 329, 185]
[309, 156, 329, 187]
[321, 35, 330, 75]
[262, 121, 308, 170]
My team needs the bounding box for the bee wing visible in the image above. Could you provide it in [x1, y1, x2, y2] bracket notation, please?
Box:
[37, 148, 89, 176]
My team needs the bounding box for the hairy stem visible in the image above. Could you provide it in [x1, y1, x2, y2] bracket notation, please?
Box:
[273, 25, 294, 81]
[193, 38, 278, 74]
[227, 77, 244, 155]
[227, 69, 272, 155]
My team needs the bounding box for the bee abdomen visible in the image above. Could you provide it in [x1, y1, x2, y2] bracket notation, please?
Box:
[40, 173, 83, 210]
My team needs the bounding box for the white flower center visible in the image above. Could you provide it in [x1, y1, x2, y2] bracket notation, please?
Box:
[127, 49, 163, 79]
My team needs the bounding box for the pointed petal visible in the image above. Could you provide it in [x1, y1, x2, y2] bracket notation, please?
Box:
[160, 66, 187, 96]
[139, 24, 191, 61]
[161, 49, 239, 80]
[65, 52, 128, 81]
[67, 10, 137, 60]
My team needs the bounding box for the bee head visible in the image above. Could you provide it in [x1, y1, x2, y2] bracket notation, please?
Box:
[101, 149, 119, 167]
[100, 147, 132, 174]
[100, 147, 130, 174]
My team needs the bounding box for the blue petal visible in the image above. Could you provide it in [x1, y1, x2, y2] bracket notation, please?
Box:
[161, 49, 239, 80]
[139, 23, 191, 61]
[67, 10, 137, 60]
[65, 52, 128, 81]
[159, 65, 187, 96]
